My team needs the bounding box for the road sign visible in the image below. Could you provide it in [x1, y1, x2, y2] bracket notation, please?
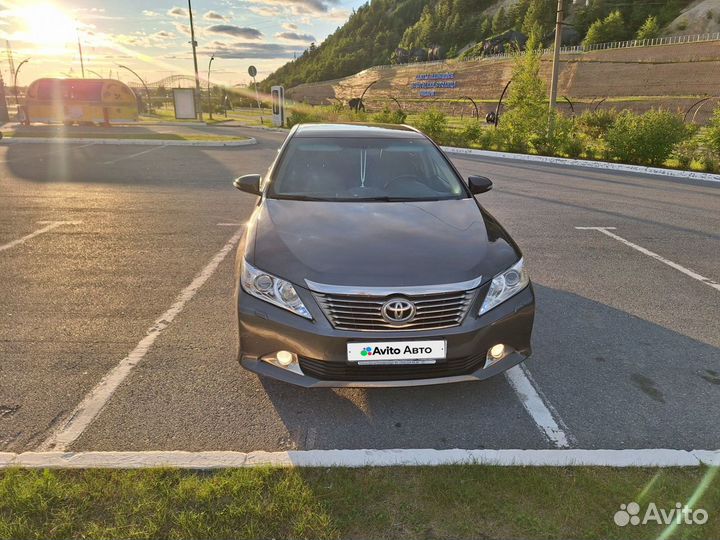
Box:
[248, 65, 257, 78]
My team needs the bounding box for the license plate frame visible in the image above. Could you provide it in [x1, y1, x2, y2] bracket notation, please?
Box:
[347, 340, 447, 364]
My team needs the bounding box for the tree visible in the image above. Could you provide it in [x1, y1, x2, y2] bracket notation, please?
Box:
[492, 6, 507, 34]
[635, 15, 660, 40]
[498, 35, 550, 152]
[522, 0, 555, 38]
[480, 16, 491, 38]
[584, 10, 628, 46]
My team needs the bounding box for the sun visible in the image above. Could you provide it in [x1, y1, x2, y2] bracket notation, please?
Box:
[14, 2, 78, 47]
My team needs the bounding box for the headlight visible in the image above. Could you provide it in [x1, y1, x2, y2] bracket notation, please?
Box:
[241, 260, 312, 319]
[479, 258, 529, 315]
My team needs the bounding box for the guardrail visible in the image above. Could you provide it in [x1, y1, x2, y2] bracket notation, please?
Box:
[367, 31, 720, 71]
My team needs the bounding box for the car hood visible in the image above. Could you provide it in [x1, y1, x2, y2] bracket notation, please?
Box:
[249, 198, 519, 288]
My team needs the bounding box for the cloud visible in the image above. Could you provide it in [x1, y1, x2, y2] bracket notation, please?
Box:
[142, 10, 158, 17]
[113, 31, 177, 48]
[174, 23, 192, 35]
[246, 0, 340, 15]
[168, 7, 188, 18]
[204, 11, 227, 21]
[276, 31, 316, 42]
[205, 41, 303, 59]
[282, 23, 298, 31]
[207, 25, 262, 39]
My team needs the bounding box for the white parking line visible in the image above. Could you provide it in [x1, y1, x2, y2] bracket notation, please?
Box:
[577, 227, 720, 292]
[102, 146, 163, 165]
[0, 221, 82, 253]
[505, 364, 572, 448]
[37, 226, 245, 452]
[3, 448, 718, 469]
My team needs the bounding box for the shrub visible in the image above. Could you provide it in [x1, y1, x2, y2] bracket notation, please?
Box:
[576, 109, 618, 140]
[606, 110, 689, 166]
[706, 103, 720, 154]
[286, 109, 322, 128]
[533, 113, 581, 157]
[460, 120, 484, 145]
[371, 107, 408, 124]
[412, 109, 448, 141]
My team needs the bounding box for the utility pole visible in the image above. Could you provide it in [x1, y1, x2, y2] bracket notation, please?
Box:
[548, 0, 564, 111]
[77, 30, 85, 78]
[187, 0, 203, 121]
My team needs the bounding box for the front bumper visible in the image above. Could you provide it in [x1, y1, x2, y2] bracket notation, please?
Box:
[237, 283, 535, 388]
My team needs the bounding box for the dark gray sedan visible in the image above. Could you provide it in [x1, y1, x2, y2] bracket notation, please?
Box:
[233, 123, 534, 387]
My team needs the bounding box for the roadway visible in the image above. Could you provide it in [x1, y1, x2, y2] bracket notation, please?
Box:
[1, 125, 718, 453]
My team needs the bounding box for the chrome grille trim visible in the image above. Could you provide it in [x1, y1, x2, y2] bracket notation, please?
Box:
[305, 276, 484, 296]
[313, 289, 478, 332]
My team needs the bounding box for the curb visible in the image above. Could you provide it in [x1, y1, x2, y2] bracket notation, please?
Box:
[0, 137, 257, 147]
[441, 146, 720, 184]
[1, 449, 719, 469]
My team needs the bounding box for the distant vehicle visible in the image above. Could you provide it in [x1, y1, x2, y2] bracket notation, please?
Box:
[233, 123, 535, 387]
[22, 78, 138, 126]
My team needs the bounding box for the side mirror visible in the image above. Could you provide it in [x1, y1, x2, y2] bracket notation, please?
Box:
[233, 174, 262, 196]
[468, 175, 493, 194]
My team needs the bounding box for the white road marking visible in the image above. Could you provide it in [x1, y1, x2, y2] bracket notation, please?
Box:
[37, 227, 245, 452]
[2, 449, 718, 469]
[217, 222, 244, 226]
[577, 227, 720, 292]
[0, 221, 82, 253]
[102, 145, 163, 165]
[504, 364, 572, 448]
[0, 142, 96, 164]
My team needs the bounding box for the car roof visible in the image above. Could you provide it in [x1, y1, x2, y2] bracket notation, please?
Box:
[294, 123, 425, 139]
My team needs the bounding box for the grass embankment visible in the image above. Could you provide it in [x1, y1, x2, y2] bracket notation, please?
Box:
[143, 106, 273, 127]
[1, 466, 718, 539]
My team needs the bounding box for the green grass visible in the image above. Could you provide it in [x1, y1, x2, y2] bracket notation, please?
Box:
[3, 131, 249, 142]
[1, 466, 718, 539]
[142, 106, 273, 127]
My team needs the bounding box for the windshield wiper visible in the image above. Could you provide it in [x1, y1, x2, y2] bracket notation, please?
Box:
[344, 196, 419, 202]
[270, 194, 329, 201]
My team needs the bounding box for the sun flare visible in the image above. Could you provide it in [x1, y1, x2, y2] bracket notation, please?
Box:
[13, 2, 78, 47]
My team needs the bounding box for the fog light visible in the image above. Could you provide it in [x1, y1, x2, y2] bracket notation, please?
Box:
[276, 350, 294, 366]
[489, 344, 506, 359]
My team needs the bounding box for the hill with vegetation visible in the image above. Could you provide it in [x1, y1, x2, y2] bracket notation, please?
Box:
[260, 0, 696, 90]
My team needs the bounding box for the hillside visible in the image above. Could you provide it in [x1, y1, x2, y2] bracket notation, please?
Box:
[261, 0, 696, 90]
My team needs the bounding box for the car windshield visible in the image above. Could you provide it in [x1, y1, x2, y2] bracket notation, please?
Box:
[268, 136, 468, 201]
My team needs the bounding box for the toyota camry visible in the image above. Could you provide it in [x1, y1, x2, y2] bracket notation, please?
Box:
[233, 123, 534, 387]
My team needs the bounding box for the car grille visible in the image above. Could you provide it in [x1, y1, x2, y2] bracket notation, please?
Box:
[299, 353, 486, 382]
[313, 289, 477, 331]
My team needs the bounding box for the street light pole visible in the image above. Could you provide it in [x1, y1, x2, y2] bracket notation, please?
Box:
[548, 0, 564, 111]
[187, 0, 203, 121]
[77, 30, 85, 78]
[207, 55, 215, 120]
[118, 64, 152, 114]
[14, 58, 29, 107]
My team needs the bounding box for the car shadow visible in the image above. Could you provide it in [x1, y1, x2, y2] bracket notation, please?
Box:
[259, 284, 720, 450]
[2, 125, 277, 188]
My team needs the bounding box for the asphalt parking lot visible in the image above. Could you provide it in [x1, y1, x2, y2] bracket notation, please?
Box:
[1, 126, 718, 454]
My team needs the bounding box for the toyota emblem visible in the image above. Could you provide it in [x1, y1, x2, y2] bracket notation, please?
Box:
[381, 298, 416, 324]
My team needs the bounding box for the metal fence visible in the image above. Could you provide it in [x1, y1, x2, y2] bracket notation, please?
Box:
[368, 31, 720, 71]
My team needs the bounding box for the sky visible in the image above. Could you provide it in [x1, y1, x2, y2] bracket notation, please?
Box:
[0, 0, 364, 87]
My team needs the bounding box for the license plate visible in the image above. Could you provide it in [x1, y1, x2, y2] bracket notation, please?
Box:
[347, 340, 446, 365]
